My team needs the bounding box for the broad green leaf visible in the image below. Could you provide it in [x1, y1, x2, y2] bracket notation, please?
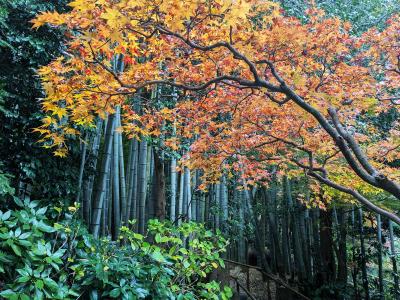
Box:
[18, 232, 31, 239]
[2, 210, 11, 221]
[19, 294, 30, 300]
[155, 233, 162, 243]
[0, 289, 17, 299]
[37, 221, 55, 233]
[18, 240, 32, 247]
[152, 250, 166, 263]
[14, 227, 21, 237]
[36, 207, 48, 215]
[35, 279, 44, 289]
[43, 277, 58, 290]
[16, 276, 30, 283]
[10, 243, 21, 256]
[109, 288, 121, 298]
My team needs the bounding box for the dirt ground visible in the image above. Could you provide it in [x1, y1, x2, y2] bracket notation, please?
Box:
[210, 261, 276, 300]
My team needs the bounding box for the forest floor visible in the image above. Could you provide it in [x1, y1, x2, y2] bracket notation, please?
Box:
[211, 261, 276, 300]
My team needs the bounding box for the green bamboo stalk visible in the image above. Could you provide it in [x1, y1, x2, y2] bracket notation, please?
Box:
[137, 140, 148, 234]
[389, 220, 400, 300]
[90, 114, 115, 237]
[285, 177, 306, 281]
[220, 175, 228, 229]
[112, 120, 121, 240]
[76, 133, 88, 214]
[183, 166, 191, 220]
[178, 170, 184, 225]
[377, 214, 384, 299]
[358, 207, 370, 300]
[126, 139, 138, 224]
[170, 153, 177, 221]
[116, 107, 127, 225]
[84, 119, 103, 224]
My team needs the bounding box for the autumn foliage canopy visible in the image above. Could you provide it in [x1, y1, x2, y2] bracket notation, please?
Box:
[33, 0, 400, 221]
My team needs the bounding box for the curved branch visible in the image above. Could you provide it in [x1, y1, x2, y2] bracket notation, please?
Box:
[328, 107, 376, 175]
[309, 171, 400, 225]
[155, 25, 282, 93]
[328, 107, 400, 199]
[293, 158, 400, 225]
[272, 73, 400, 200]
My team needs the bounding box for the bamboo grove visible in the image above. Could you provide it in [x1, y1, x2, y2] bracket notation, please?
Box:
[32, 78, 400, 298]
[2, 0, 399, 298]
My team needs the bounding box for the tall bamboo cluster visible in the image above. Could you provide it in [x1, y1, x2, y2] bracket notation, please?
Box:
[214, 177, 400, 299]
[176, 173, 400, 299]
[78, 118, 202, 238]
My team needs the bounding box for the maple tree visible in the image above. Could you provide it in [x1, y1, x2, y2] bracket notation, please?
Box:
[32, 0, 400, 223]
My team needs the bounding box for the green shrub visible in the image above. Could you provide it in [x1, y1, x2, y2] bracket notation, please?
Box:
[0, 199, 232, 299]
[0, 198, 76, 299]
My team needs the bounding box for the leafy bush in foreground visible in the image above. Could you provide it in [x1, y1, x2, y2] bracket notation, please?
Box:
[0, 199, 232, 299]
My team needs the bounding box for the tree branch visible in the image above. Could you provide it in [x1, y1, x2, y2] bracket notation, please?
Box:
[328, 107, 376, 175]
[309, 171, 400, 225]
[292, 158, 400, 225]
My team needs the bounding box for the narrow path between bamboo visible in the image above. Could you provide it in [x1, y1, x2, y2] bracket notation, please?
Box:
[223, 258, 311, 300]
